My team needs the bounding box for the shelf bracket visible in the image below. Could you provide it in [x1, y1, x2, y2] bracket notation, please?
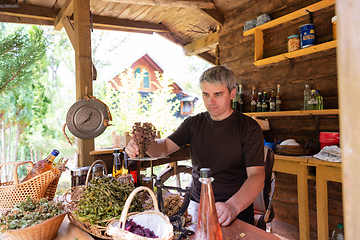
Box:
[254, 29, 263, 62]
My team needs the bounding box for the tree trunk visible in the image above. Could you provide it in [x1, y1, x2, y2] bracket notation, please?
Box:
[14, 122, 20, 162]
[0, 120, 5, 164]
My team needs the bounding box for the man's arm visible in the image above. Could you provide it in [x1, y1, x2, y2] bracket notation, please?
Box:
[215, 165, 265, 226]
[125, 138, 180, 159]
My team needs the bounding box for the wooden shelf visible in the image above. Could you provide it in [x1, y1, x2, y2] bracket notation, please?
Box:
[243, 0, 336, 66]
[244, 109, 339, 118]
[253, 40, 337, 66]
[243, 0, 335, 36]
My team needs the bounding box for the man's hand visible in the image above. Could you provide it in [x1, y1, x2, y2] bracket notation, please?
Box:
[215, 201, 238, 227]
[125, 139, 139, 159]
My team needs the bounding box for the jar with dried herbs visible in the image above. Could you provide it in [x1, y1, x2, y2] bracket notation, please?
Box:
[288, 35, 300, 52]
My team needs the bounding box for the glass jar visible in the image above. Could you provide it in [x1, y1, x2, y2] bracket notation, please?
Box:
[92, 163, 104, 178]
[288, 35, 300, 52]
[71, 166, 90, 187]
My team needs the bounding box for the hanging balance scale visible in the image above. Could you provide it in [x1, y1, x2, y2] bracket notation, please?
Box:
[64, 93, 112, 142]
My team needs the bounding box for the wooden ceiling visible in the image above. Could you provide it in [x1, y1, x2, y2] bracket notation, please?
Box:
[0, 0, 245, 64]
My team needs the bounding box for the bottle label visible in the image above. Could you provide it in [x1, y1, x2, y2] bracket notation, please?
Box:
[270, 102, 275, 111]
[251, 100, 256, 105]
[276, 100, 281, 104]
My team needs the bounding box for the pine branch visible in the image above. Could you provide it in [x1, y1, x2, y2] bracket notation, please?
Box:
[0, 48, 36, 91]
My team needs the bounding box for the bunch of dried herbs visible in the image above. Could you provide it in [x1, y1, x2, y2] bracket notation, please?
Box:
[131, 122, 157, 158]
[0, 196, 65, 233]
[74, 176, 143, 226]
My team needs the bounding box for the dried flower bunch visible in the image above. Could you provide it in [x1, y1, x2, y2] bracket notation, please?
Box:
[131, 122, 157, 158]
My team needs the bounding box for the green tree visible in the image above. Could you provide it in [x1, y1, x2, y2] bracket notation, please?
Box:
[0, 25, 48, 178]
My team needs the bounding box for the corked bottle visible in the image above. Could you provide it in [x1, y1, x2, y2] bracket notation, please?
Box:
[22, 149, 59, 182]
[195, 168, 223, 240]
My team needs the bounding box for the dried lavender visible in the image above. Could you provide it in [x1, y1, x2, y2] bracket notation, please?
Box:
[131, 122, 157, 158]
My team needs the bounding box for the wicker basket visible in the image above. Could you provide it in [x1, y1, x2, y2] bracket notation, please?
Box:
[5, 211, 67, 240]
[0, 161, 60, 214]
[106, 186, 174, 240]
[64, 160, 112, 239]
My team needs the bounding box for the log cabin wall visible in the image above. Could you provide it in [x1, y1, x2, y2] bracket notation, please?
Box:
[219, 0, 341, 234]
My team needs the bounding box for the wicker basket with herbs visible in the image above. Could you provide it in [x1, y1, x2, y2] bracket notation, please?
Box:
[64, 160, 144, 239]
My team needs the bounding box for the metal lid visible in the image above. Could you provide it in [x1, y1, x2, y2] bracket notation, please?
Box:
[71, 166, 90, 176]
[288, 35, 299, 39]
[200, 168, 212, 178]
[92, 163, 104, 172]
[332, 16, 337, 23]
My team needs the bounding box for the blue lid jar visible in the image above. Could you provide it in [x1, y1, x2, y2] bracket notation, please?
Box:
[288, 35, 299, 39]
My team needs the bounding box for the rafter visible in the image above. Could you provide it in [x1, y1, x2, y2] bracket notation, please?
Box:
[183, 32, 219, 56]
[104, 0, 216, 9]
[200, 8, 224, 25]
[91, 15, 169, 33]
[54, 0, 73, 30]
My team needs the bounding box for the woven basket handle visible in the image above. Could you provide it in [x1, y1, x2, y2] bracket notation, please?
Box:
[0, 161, 34, 184]
[119, 186, 159, 230]
[85, 159, 108, 187]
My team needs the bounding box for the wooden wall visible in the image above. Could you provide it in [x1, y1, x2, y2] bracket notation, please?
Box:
[219, 0, 341, 235]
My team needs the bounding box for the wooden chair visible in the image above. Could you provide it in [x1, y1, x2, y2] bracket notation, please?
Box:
[253, 146, 276, 231]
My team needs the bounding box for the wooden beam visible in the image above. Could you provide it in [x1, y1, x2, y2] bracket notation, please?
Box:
[54, 0, 74, 30]
[337, 0, 360, 239]
[74, 0, 94, 167]
[183, 32, 219, 56]
[197, 52, 216, 65]
[92, 15, 169, 33]
[200, 8, 224, 25]
[104, 0, 216, 9]
[63, 17, 97, 80]
[0, 3, 58, 21]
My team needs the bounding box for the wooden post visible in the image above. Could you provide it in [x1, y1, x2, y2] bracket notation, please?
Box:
[337, 0, 360, 238]
[73, 0, 94, 167]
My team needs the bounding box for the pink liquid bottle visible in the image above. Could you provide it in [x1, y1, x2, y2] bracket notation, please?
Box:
[195, 168, 223, 240]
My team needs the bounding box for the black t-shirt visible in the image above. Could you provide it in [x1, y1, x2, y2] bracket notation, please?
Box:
[168, 110, 264, 202]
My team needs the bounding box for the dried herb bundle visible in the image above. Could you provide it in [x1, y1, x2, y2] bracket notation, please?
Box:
[0, 196, 64, 233]
[131, 122, 157, 158]
[74, 176, 143, 226]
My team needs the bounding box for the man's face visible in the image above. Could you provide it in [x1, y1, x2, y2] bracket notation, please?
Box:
[201, 81, 235, 121]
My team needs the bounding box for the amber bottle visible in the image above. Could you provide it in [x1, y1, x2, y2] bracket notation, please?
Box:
[195, 168, 223, 240]
[22, 149, 59, 182]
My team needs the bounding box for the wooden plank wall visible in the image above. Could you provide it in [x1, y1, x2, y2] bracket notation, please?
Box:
[219, 0, 341, 235]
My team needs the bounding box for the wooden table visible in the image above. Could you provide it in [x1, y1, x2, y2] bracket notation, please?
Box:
[54, 215, 279, 240]
[273, 154, 342, 240]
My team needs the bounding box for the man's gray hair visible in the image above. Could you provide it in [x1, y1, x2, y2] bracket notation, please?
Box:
[199, 65, 237, 92]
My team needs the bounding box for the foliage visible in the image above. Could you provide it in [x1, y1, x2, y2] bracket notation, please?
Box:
[0, 25, 47, 93]
[96, 69, 183, 147]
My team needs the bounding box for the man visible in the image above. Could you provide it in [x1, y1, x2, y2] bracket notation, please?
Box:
[125, 65, 265, 226]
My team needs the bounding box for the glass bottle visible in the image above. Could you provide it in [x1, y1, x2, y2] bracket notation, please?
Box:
[232, 84, 239, 111]
[304, 85, 311, 110]
[250, 87, 257, 112]
[125, 150, 140, 186]
[332, 223, 345, 240]
[276, 84, 281, 111]
[316, 90, 323, 110]
[269, 89, 276, 112]
[195, 168, 223, 240]
[262, 91, 268, 112]
[257, 92, 262, 112]
[238, 84, 243, 113]
[22, 149, 59, 182]
[308, 89, 318, 110]
[113, 149, 122, 179]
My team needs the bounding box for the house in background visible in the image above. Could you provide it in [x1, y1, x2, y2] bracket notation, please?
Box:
[111, 53, 198, 118]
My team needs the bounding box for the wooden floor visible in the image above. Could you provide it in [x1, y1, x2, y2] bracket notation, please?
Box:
[268, 219, 320, 240]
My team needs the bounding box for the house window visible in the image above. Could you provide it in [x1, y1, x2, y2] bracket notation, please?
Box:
[181, 101, 193, 114]
[135, 67, 150, 89]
